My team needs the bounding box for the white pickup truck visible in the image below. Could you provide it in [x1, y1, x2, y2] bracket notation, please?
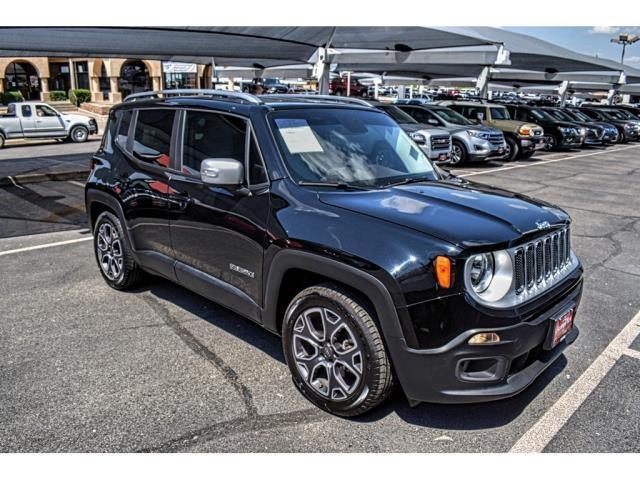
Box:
[0, 101, 98, 148]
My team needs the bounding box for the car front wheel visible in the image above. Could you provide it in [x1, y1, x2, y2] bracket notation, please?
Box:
[504, 137, 519, 161]
[282, 284, 394, 417]
[450, 141, 467, 165]
[70, 125, 89, 143]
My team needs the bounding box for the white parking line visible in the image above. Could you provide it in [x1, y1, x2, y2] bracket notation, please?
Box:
[623, 348, 640, 360]
[67, 180, 86, 188]
[510, 309, 640, 453]
[459, 144, 640, 178]
[0, 236, 92, 257]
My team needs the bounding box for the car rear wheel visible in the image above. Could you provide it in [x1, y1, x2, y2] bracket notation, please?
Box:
[450, 141, 467, 165]
[93, 211, 144, 290]
[70, 125, 89, 143]
[282, 284, 394, 417]
[504, 137, 519, 161]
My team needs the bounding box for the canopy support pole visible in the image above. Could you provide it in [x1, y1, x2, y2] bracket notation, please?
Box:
[477, 66, 491, 100]
[315, 47, 331, 94]
[558, 81, 570, 107]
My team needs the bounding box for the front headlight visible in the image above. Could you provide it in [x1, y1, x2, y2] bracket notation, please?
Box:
[518, 126, 534, 137]
[464, 250, 513, 303]
[468, 253, 494, 293]
[579, 128, 587, 136]
[467, 129, 489, 139]
[624, 123, 633, 131]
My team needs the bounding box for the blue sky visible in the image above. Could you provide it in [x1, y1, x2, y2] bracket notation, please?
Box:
[506, 27, 640, 67]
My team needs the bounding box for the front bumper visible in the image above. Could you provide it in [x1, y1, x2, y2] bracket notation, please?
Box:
[388, 273, 583, 405]
[558, 134, 585, 148]
[519, 136, 546, 152]
[467, 138, 506, 162]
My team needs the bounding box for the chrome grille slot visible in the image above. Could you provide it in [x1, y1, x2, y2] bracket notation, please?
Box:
[535, 241, 543, 284]
[544, 238, 551, 278]
[552, 233, 559, 272]
[525, 245, 535, 288]
[514, 249, 525, 294]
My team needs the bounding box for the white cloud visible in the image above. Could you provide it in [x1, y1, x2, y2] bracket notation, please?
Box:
[589, 26, 620, 35]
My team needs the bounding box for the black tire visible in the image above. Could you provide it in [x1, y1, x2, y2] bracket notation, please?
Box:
[504, 136, 519, 161]
[519, 151, 535, 160]
[0, 133, 5, 149]
[450, 140, 467, 165]
[93, 211, 144, 290]
[617, 130, 626, 143]
[69, 125, 89, 143]
[282, 283, 394, 417]
[334, 89, 343, 96]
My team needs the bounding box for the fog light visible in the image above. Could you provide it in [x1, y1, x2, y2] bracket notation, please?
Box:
[468, 332, 501, 345]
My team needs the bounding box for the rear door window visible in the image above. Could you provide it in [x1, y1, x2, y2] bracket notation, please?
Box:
[133, 109, 176, 168]
[21, 105, 32, 117]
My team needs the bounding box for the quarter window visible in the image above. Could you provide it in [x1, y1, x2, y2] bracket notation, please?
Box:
[116, 109, 133, 150]
[133, 109, 176, 168]
[181, 111, 246, 177]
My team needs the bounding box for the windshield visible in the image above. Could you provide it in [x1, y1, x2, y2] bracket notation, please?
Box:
[603, 109, 629, 120]
[546, 109, 573, 122]
[269, 108, 437, 188]
[431, 107, 472, 125]
[489, 107, 510, 120]
[530, 108, 555, 122]
[566, 109, 591, 122]
[605, 109, 637, 120]
[377, 105, 418, 124]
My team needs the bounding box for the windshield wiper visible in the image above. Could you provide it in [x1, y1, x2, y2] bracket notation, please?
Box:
[381, 175, 437, 188]
[297, 181, 373, 191]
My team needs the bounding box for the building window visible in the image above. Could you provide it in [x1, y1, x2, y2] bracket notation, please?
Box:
[119, 60, 150, 99]
[4, 61, 41, 100]
[49, 62, 71, 93]
[163, 62, 197, 90]
[75, 61, 90, 90]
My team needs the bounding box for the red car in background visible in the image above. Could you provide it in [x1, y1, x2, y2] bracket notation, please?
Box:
[329, 75, 368, 97]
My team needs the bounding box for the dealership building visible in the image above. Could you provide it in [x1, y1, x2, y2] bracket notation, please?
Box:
[0, 57, 215, 105]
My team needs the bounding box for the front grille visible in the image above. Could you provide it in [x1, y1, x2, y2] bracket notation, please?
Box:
[488, 133, 504, 146]
[431, 135, 450, 150]
[513, 226, 572, 298]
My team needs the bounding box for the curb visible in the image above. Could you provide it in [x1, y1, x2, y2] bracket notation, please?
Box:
[0, 169, 89, 187]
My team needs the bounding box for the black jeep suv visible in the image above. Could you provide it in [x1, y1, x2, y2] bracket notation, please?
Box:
[85, 90, 583, 416]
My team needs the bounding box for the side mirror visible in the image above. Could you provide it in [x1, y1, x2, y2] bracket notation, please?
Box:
[410, 133, 427, 145]
[200, 158, 244, 186]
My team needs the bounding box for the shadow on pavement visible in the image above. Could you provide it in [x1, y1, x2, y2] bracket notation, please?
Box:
[133, 276, 567, 430]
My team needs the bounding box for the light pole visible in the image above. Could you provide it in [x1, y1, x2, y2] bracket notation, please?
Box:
[611, 32, 639, 64]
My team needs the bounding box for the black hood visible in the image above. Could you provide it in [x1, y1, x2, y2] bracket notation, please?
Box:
[318, 180, 569, 249]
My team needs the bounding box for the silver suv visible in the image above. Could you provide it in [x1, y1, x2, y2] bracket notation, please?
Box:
[396, 101, 505, 165]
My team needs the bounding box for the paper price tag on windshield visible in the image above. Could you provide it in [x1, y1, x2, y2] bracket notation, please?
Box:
[276, 118, 324, 154]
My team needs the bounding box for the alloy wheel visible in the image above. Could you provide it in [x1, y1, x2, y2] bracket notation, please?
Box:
[96, 221, 124, 280]
[291, 307, 364, 401]
[73, 128, 88, 142]
[451, 144, 463, 164]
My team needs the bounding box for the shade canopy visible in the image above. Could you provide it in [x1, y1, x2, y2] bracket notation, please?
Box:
[0, 27, 496, 63]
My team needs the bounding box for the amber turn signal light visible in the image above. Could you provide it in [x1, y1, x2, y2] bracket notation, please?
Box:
[435, 256, 452, 288]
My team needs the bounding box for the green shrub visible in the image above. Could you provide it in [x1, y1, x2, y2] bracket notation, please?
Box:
[49, 90, 68, 101]
[1, 91, 24, 105]
[68, 89, 91, 106]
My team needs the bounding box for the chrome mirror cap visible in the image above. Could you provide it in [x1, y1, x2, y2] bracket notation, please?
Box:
[200, 158, 244, 186]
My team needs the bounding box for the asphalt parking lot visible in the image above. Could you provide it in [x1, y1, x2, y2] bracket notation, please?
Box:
[1, 142, 639, 452]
